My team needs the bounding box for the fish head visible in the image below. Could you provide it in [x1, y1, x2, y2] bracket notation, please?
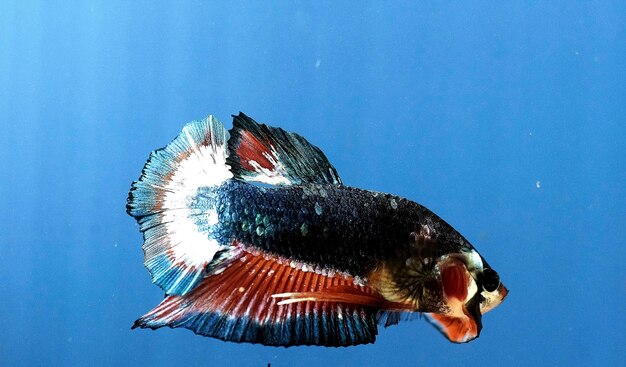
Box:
[427, 247, 508, 343]
[369, 225, 507, 343]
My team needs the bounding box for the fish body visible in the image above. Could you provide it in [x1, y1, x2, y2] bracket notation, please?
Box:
[203, 180, 457, 277]
[127, 113, 507, 346]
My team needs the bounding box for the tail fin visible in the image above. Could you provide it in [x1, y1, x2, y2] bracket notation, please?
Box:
[127, 116, 233, 295]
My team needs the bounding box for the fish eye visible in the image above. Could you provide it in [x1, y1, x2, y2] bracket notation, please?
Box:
[482, 268, 500, 292]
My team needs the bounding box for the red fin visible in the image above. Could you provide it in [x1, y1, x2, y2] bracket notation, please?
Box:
[236, 130, 276, 171]
[425, 308, 480, 343]
[226, 113, 342, 185]
[134, 243, 383, 346]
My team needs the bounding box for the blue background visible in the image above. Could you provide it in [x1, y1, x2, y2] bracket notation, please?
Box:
[1, 1, 624, 366]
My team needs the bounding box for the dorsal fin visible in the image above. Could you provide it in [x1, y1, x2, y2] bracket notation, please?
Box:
[226, 113, 342, 186]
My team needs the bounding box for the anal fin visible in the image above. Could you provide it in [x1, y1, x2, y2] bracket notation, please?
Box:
[134, 242, 381, 347]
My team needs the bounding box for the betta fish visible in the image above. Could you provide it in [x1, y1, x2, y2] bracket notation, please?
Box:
[126, 113, 507, 346]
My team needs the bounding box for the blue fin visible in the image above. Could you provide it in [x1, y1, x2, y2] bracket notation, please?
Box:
[376, 310, 422, 328]
[226, 113, 342, 186]
[127, 116, 233, 295]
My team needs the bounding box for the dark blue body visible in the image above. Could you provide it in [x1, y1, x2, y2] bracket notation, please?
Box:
[195, 180, 465, 278]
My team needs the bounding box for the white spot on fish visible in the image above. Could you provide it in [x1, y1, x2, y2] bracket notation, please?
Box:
[536, 181, 541, 189]
[238, 287, 245, 293]
[315, 202, 323, 215]
[207, 209, 219, 225]
[302, 264, 309, 272]
[420, 224, 432, 238]
[467, 249, 484, 271]
[390, 198, 398, 209]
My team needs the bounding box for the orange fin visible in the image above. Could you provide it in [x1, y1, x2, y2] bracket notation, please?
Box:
[134, 243, 384, 346]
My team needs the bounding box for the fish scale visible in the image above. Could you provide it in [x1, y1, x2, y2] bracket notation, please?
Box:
[196, 180, 436, 277]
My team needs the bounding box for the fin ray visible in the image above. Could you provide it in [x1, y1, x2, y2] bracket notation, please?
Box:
[134, 243, 379, 346]
[127, 116, 233, 295]
[226, 113, 342, 186]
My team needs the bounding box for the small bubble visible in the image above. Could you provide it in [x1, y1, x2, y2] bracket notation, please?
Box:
[536, 181, 541, 189]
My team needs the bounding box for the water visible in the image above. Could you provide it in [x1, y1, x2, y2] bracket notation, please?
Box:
[1, 2, 624, 366]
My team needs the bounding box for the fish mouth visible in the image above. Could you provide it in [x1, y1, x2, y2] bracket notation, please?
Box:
[480, 282, 508, 314]
[499, 283, 509, 300]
